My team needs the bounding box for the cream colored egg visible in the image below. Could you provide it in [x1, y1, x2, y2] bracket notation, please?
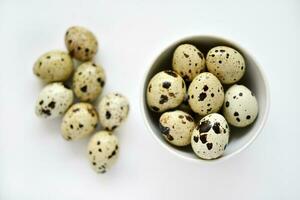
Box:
[206, 46, 245, 84]
[61, 103, 98, 141]
[87, 131, 118, 173]
[159, 110, 196, 146]
[35, 82, 73, 119]
[97, 92, 129, 131]
[188, 72, 224, 116]
[73, 62, 105, 102]
[33, 50, 73, 83]
[172, 44, 206, 81]
[223, 84, 258, 127]
[191, 113, 230, 160]
[65, 26, 98, 61]
[147, 70, 186, 112]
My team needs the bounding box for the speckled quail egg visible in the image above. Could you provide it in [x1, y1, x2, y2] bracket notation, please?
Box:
[188, 72, 224, 116]
[147, 70, 186, 112]
[97, 92, 129, 131]
[172, 44, 206, 82]
[159, 110, 196, 146]
[87, 131, 118, 173]
[35, 82, 73, 119]
[33, 50, 73, 83]
[206, 46, 245, 84]
[223, 84, 258, 127]
[191, 113, 230, 160]
[73, 62, 105, 102]
[61, 103, 98, 141]
[65, 26, 98, 61]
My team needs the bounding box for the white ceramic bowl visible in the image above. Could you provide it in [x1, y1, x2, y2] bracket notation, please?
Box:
[140, 35, 270, 163]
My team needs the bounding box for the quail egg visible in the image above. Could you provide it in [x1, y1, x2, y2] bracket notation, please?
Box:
[191, 113, 230, 160]
[172, 44, 206, 81]
[188, 72, 224, 116]
[33, 50, 73, 83]
[73, 62, 106, 102]
[206, 46, 245, 84]
[159, 110, 196, 146]
[61, 103, 98, 141]
[97, 92, 129, 131]
[35, 82, 73, 119]
[87, 131, 119, 173]
[147, 70, 186, 112]
[65, 26, 98, 61]
[223, 84, 258, 127]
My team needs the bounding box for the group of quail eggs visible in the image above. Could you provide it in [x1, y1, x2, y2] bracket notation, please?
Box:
[34, 26, 129, 173]
[147, 44, 258, 160]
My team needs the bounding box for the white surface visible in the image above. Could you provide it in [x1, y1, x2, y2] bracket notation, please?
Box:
[0, 0, 299, 199]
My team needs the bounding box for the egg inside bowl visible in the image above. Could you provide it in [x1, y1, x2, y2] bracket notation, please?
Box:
[140, 35, 270, 163]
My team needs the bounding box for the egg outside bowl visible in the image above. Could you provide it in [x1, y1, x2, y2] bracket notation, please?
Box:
[140, 35, 270, 163]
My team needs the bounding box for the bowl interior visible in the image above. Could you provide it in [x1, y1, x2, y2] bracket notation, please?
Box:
[142, 35, 269, 162]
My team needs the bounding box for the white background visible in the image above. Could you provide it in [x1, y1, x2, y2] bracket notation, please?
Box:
[0, 0, 299, 199]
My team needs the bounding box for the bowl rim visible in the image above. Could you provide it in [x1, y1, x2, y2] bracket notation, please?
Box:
[140, 34, 271, 164]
